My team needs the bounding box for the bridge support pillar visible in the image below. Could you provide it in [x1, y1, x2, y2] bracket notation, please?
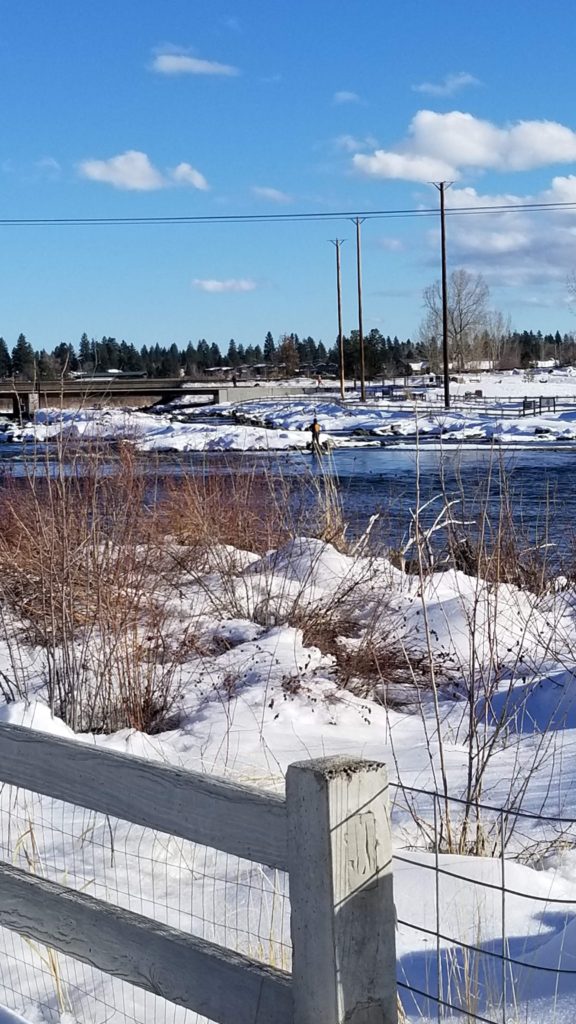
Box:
[12, 392, 39, 422]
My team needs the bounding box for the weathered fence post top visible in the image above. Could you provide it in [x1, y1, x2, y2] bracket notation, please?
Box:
[287, 756, 397, 1024]
[287, 754, 390, 778]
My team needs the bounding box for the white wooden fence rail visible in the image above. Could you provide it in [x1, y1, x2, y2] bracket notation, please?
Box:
[0, 722, 397, 1024]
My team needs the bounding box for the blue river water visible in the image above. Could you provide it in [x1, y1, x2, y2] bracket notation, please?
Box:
[1, 442, 575, 553]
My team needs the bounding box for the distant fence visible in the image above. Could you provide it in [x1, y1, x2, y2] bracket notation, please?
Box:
[333, 388, 576, 418]
[0, 724, 397, 1024]
[521, 396, 557, 416]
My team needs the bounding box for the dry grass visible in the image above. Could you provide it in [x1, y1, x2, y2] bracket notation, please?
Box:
[0, 444, 189, 732]
[0, 441, 352, 733]
[298, 607, 434, 707]
[160, 464, 292, 555]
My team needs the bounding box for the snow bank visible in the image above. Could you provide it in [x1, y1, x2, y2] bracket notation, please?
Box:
[1, 525, 576, 1021]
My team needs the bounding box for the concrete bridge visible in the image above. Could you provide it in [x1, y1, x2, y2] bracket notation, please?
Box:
[0, 378, 322, 419]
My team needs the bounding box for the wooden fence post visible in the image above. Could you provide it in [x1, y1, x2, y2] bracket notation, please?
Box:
[287, 756, 397, 1024]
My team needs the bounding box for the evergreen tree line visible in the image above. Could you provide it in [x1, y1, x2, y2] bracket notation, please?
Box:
[1, 327, 576, 381]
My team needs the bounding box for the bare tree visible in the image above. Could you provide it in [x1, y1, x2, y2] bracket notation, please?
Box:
[480, 310, 512, 369]
[276, 334, 300, 376]
[420, 268, 490, 372]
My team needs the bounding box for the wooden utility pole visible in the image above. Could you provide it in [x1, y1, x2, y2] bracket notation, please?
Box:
[434, 182, 452, 409]
[354, 217, 366, 401]
[330, 239, 345, 399]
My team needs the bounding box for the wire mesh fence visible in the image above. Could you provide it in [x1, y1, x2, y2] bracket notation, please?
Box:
[2, 774, 576, 1023]
[390, 782, 576, 1023]
[0, 781, 290, 1024]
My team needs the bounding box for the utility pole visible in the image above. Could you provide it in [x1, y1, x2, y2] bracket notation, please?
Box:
[353, 217, 366, 401]
[434, 182, 452, 409]
[330, 239, 345, 399]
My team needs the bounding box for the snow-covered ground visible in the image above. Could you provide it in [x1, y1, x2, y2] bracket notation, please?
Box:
[3, 373, 576, 1021]
[3, 370, 576, 452]
[2, 531, 576, 1021]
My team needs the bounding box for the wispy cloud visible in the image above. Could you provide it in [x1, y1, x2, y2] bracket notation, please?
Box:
[78, 150, 209, 191]
[334, 133, 378, 153]
[333, 90, 361, 105]
[375, 236, 405, 252]
[353, 110, 576, 183]
[251, 186, 292, 204]
[192, 278, 257, 293]
[150, 47, 239, 76]
[412, 71, 480, 97]
[172, 162, 209, 190]
[35, 156, 61, 179]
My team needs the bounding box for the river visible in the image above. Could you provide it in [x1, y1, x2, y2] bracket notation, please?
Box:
[1, 441, 575, 556]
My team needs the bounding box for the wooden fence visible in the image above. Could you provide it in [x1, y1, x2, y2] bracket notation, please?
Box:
[0, 723, 397, 1024]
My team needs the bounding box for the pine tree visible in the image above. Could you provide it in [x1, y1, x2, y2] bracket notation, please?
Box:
[79, 333, 92, 369]
[38, 350, 61, 378]
[12, 333, 35, 378]
[264, 331, 275, 362]
[53, 342, 78, 374]
[184, 342, 197, 376]
[0, 337, 12, 376]
[159, 343, 181, 377]
[196, 340, 210, 372]
[227, 339, 239, 366]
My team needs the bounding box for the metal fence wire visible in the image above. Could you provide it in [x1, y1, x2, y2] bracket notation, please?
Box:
[2, 777, 576, 1023]
[0, 781, 290, 1024]
[391, 782, 576, 1023]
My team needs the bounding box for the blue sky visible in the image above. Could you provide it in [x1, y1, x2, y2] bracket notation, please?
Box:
[3, 0, 576, 352]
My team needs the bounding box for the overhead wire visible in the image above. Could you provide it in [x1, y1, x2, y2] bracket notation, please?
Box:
[1, 197, 576, 227]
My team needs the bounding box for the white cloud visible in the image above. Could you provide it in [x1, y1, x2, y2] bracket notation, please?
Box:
[251, 186, 292, 204]
[151, 50, 239, 76]
[171, 163, 209, 190]
[79, 150, 166, 190]
[352, 110, 576, 183]
[333, 90, 361, 104]
[354, 150, 455, 183]
[542, 174, 576, 203]
[334, 134, 378, 153]
[430, 181, 576, 287]
[412, 71, 480, 97]
[192, 278, 257, 293]
[79, 150, 210, 191]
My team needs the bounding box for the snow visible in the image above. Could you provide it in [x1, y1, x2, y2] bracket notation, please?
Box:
[5, 377, 576, 1020]
[3, 370, 576, 453]
[1, 531, 576, 1023]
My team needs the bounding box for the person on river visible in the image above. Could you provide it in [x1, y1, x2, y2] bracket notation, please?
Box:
[309, 415, 322, 454]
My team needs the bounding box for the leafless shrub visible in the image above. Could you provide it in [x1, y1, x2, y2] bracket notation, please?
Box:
[0, 442, 188, 732]
[388, 441, 574, 856]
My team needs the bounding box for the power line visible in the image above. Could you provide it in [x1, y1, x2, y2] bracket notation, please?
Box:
[2, 197, 576, 227]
